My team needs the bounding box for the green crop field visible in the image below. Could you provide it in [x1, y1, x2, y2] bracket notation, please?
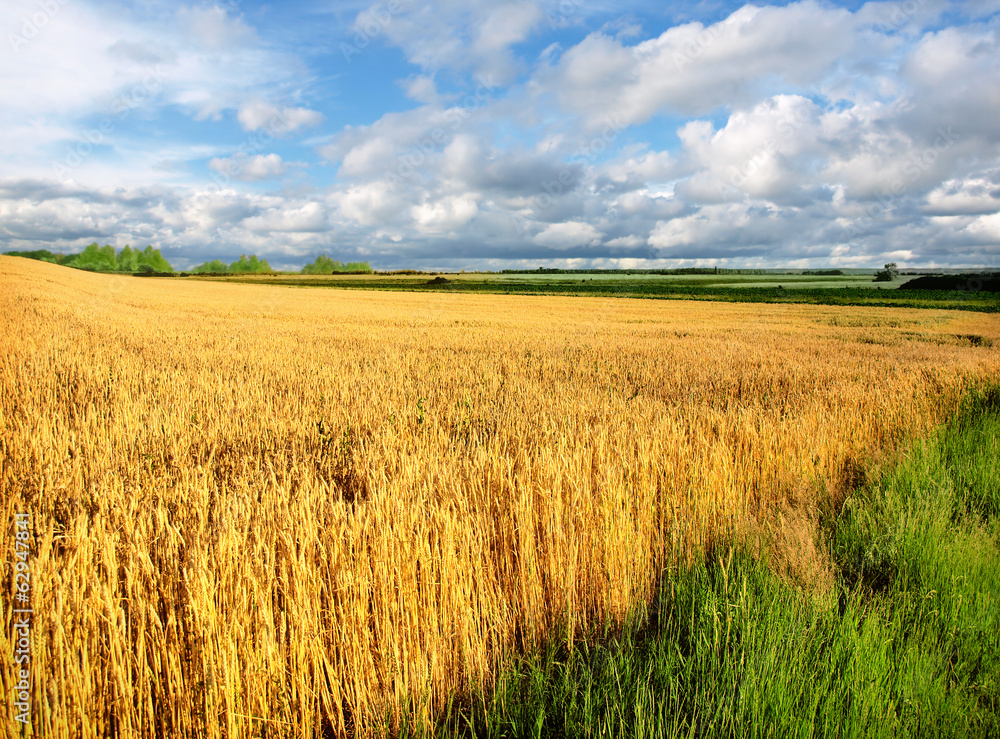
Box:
[181, 270, 1000, 312]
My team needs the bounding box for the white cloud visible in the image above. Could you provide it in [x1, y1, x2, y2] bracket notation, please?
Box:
[533, 221, 603, 249]
[605, 234, 645, 248]
[402, 75, 441, 104]
[541, 1, 858, 126]
[236, 100, 324, 134]
[208, 153, 290, 181]
[962, 212, 1000, 242]
[411, 195, 479, 233]
[898, 25, 1000, 144]
[175, 188, 261, 234]
[320, 105, 465, 178]
[676, 95, 826, 205]
[608, 190, 684, 219]
[648, 203, 802, 253]
[923, 175, 1000, 215]
[333, 182, 407, 228]
[600, 149, 677, 188]
[360, 0, 543, 83]
[177, 5, 256, 50]
[820, 104, 967, 200]
[242, 201, 329, 233]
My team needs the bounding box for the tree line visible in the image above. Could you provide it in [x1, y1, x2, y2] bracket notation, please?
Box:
[3, 247, 371, 275]
[4, 244, 173, 273]
[190, 253, 372, 274]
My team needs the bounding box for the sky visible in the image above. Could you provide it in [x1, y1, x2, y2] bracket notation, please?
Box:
[1, 0, 999, 271]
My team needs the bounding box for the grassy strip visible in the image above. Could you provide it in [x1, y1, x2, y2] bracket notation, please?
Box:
[414, 389, 1000, 738]
[193, 275, 1000, 312]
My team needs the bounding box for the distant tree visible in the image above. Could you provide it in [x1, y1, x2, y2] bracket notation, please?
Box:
[302, 254, 344, 274]
[301, 254, 373, 274]
[343, 261, 373, 273]
[117, 245, 138, 273]
[69, 243, 118, 272]
[228, 254, 272, 273]
[136, 246, 173, 273]
[191, 259, 229, 273]
[874, 262, 899, 282]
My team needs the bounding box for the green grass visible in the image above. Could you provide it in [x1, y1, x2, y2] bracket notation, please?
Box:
[405, 388, 1000, 738]
[188, 273, 999, 312]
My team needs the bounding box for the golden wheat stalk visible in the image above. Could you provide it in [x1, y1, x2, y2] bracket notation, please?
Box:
[1, 256, 997, 736]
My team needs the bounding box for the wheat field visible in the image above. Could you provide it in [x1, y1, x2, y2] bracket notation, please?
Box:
[1, 256, 998, 736]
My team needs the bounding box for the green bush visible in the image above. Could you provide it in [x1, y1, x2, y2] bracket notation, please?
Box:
[191, 259, 229, 274]
[302, 254, 372, 274]
[874, 262, 899, 282]
[228, 254, 272, 273]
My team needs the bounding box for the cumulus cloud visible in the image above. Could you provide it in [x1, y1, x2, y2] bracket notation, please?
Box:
[411, 195, 479, 233]
[332, 182, 407, 228]
[177, 5, 257, 50]
[533, 221, 604, 249]
[236, 100, 324, 134]
[401, 75, 441, 104]
[897, 25, 1000, 147]
[923, 175, 1000, 216]
[539, 1, 858, 126]
[357, 0, 544, 83]
[320, 106, 464, 178]
[209, 153, 290, 181]
[675, 95, 828, 205]
[242, 202, 329, 233]
[599, 150, 677, 192]
[962, 212, 1000, 242]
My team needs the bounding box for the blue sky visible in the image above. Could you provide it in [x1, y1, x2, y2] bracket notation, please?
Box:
[1, 0, 999, 270]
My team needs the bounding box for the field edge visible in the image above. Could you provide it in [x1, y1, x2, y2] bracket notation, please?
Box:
[401, 386, 1000, 739]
